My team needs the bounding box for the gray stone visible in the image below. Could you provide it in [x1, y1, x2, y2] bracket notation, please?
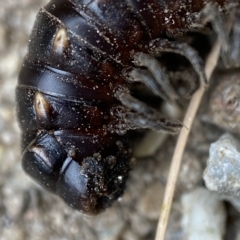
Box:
[203, 134, 240, 197]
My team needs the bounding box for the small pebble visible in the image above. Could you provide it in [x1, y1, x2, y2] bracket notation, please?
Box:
[203, 133, 240, 197]
[181, 187, 226, 240]
[137, 182, 165, 220]
[209, 70, 240, 134]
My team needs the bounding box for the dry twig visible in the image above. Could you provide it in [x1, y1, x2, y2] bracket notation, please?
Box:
[154, 37, 223, 240]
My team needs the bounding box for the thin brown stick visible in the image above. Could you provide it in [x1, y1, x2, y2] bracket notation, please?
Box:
[154, 38, 223, 240]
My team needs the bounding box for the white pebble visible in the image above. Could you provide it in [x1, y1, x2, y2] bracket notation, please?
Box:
[181, 187, 226, 240]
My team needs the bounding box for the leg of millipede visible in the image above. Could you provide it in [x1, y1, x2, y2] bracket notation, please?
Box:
[115, 88, 182, 134]
[125, 67, 178, 102]
[149, 39, 207, 88]
[201, 3, 230, 53]
[128, 52, 179, 102]
[122, 111, 182, 134]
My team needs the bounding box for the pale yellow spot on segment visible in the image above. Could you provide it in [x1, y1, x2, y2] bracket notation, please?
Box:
[53, 28, 69, 54]
[34, 92, 51, 120]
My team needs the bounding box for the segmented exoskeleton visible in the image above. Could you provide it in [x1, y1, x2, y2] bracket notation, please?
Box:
[16, 0, 240, 214]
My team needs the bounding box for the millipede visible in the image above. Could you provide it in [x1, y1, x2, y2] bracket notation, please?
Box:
[16, 0, 240, 215]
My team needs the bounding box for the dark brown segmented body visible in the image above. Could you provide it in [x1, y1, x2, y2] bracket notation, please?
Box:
[16, 0, 239, 214]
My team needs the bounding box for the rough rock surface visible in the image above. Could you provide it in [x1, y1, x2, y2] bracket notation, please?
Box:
[203, 134, 240, 197]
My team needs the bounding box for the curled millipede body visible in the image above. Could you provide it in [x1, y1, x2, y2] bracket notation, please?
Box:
[16, 0, 240, 214]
